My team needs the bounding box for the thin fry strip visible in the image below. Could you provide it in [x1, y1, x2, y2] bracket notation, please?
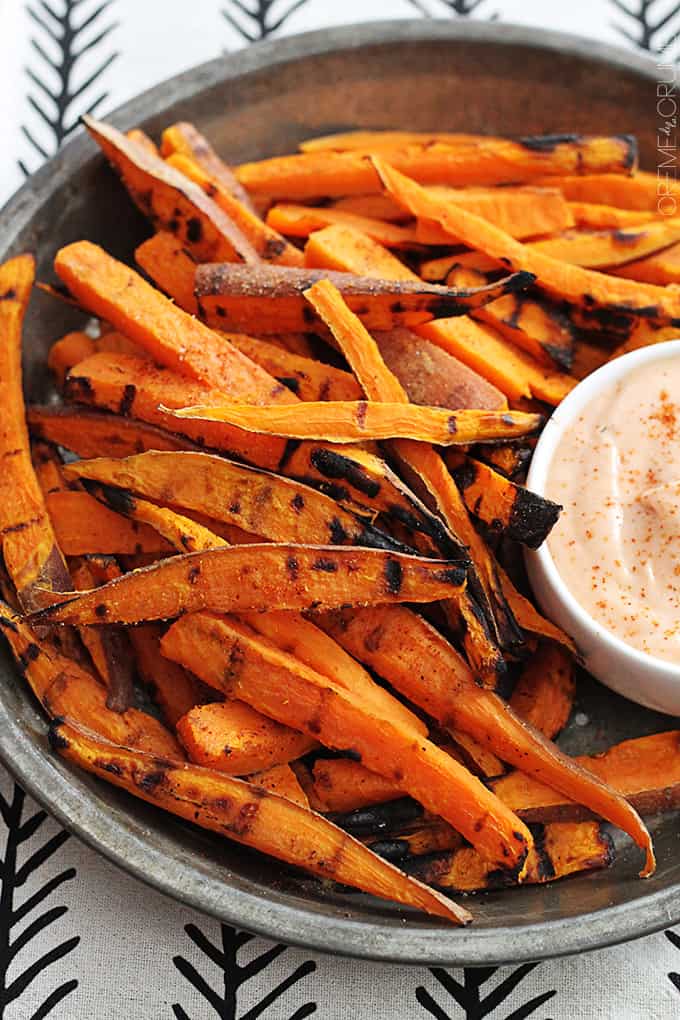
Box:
[266, 204, 420, 248]
[50, 718, 471, 923]
[536, 170, 679, 211]
[135, 232, 199, 314]
[496, 564, 577, 654]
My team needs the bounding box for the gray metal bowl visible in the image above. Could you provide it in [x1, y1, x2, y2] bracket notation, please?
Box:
[1, 20, 677, 966]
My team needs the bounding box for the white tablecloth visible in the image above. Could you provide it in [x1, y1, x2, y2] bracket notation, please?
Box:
[1, 0, 679, 1016]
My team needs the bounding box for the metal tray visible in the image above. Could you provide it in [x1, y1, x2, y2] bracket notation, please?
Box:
[0, 19, 677, 966]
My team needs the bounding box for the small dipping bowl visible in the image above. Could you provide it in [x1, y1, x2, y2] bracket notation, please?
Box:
[526, 340, 680, 716]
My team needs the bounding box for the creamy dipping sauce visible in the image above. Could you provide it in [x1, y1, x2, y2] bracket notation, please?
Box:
[546, 356, 680, 664]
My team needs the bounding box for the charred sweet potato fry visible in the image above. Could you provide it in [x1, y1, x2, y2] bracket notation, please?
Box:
[247, 764, 309, 807]
[267, 203, 420, 248]
[222, 333, 362, 401]
[446, 452, 561, 548]
[84, 116, 259, 263]
[235, 135, 637, 199]
[194, 261, 534, 334]
[609, 239, 680, 286]
[318, 605, 654, 876]
[48, 330, 97, 386]
[405, 820, 613, 892]
[0, 255, 72, 609]
[369, 819, 465, 860]
[135, 232, 199, 314]
[496, 565, 577, 654]
[130, 623, 214, 728]
[529, 219, 680, 268]
[416, 185, 574, 240]
[536, 170, 678, 211]
[297, 129, 485, 151]
[31, 544, 468, 626]
[161, 612, 533, 873]
[28, 404, 197, 458]
[166, 153, 305, 267]
[50, 718, 470, 923]
[45, 489, 171, 556]
[176, 699, 317, 774]
[0, 602, 181, 755]
[490, 731, 680, 823]
[570, 340, 610, 380]
[309, 758, 403, 812]
[473, 443, 532, 481]
[304, 223, 418, 280]
[170, 399, 542, 446]
[509, 642, 575, 739]
[160, 121, 256, 213]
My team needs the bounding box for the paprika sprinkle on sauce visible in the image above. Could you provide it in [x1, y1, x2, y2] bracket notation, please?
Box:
[546, 356, 680, 664]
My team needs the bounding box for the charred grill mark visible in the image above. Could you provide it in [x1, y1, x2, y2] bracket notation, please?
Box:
[356, 400, 368, 429]
[286, 554, 299, 580]
[96, 758, 124, 776]
[118, 384, 137, 417]
[384, 558, 403, 595]
[312, 556, 338, 573]
[612, 229, 645, 245]
[309, 448, 381, 498]
[278, 438, 302, 471]
[186, 217, 203, 244]
[263, 237, 286, 259]
[64, 375, 96, 401]
[508, 488, 562, 549]
[87, 481, 136, 515]
[224, 641, 245, 684]
[1, 448, 23, 460]
[95, 604, 109, 619]
[451, 460, 477, 492]
[136, 769, 167, 793]
[518, 133, 580, 152]
[1, 515, 43, 535]
[447, 414, 458, 435]
[47, 720, 69, 751]
[228, 800, 260, 836]
[277, 376, 300, 394]
[433, 565, 466, 587]
[328, 516, 348, 544]
[290, 493, 305, 513]
[363, 624, 385, 652]
[0, 287, 17, 300]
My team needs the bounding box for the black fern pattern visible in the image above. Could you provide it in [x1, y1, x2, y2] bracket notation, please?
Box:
[416, 965, 555, 1020]
[611, 0, 680, 54]
[0, 781, 79, 1019]
[407, 0, 497, 18]
[172, 922, 316, 1019]
[222, 0, 309, 43]
[19, 0, 118, 175]
[665, 929, 680, 995]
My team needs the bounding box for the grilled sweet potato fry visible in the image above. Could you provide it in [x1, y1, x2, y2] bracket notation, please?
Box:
[567, 202, 656, 229]
[509, 642, 575, 739]
[235, 135, 637, 198]
[496, 565, 577, 653]
[50, 718, 470, 923]
[304, 223, 418, 280]
[0, 255, 72, 609]
[45, 490, 171, 556]
[310, 758, 403, 812]
[160, 121, 256, 213]
[318, 605, 654, 876]
[609, 240, 680, 286]
[0, 602, 180, 755]
[31, 544, 467, 626]
[167, 153, 305, 266]
[535, 170, 678, 211]
[126, 128, 159, 156]
[135, 232, 199, 314]
[267, 203, 420, 248]
[195, 261, 534, 334]
[48, 330, 97, 386]
[162, 613, 533, 873]
[446, 452, 561, 548]
[491, 731, 680, 823]
[170, 400, 542, 446]
[84, 116, 259, 263]
[298, 129, 485, 152]
[130, 623, 214, 728]
[473, 443, 532, 481]
[27, 405, 197, 458]
[247, 764, 309, 807]
[529, 219, 680, 268]
[177, 699, 316, 774]
[416, 185, 574, 240]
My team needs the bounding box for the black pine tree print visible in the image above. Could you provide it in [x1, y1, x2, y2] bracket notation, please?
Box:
[0, 781, 79, 1019]
[408, 0, 497, 18]
[172, 922, 316, 1019]
[19, 0, 118, 175]
[665, 929, 680, 995]
[222, 0, 309, 43]
[611, 0, 680, 55]
[416, 964, 556, 1020]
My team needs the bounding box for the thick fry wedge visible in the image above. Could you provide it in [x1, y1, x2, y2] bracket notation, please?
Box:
[27, 405, 197, 458]
[305, 223, 418, 280]
[195, 261, 534, 334]
[135, 232, 199, 314]
[45, 490, 171, 556]
[235, 136, 637, 198]
[176, 700, 317, 774]
[0, 602, 181, 755]
[170, 400, 542, 446]
[375, 159, 680, 323]
[318, 605, 655, 876]
[50, 718, 470, 923]
[247, 764, 309, 808]
[160, 121, 256, 212]
[162, 613, 533, 873]
[54, 242, 293, 402]
[0, 255, 72, 609]
[84, 116, 259, 263]
[31, 544, 467, 626]
[445, 452, 561, 548]
[491, 731, 680, 823]
[529, 220, 680, 268]
[509, 642, 575, 739]
[416, 185, 574, 240]
[48, 330, 97, 386]
[568, 202, 658, 228]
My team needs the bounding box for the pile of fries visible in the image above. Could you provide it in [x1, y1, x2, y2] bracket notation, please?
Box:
[1, 118, 679, 925]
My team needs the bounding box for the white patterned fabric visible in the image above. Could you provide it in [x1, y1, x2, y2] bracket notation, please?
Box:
[1, 1, 679, 1017]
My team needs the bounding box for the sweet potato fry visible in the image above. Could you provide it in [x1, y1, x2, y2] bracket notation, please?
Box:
[0, 254, 72, 609]
[298, 129, 484, 152]
[529, 220, 680, 268]
[160, 121, 256, 213]
[162, 613, 533, 873]
[130, 622, 214, 728]
[509, 642, 575, 739]
[490, 731, 680, 823]
[318, 605, 654, 876]
[31, 544, 467, 626]
[28, 405, 196, 458]
[64, 451, 410, 552]
[330, 194, 409, 221]
[167, 153, 305, 266]
[247, 763, 309, 807]
[472, 443, 532, 481]
[170, 400, 542, 446]
[135, 232, 198, 314]
[0, 602, 181, 755]
[223, 333, 362, 401]
[406, 820, 613, 892]
[567, 202, 657, 229]
[375, 159, 680, 323]
[536, 170, 678, 211]
[446, 452, 561, 549]
[496, 564, 577, 654]
[84, 116, 259, 263]
[50, 717, 470, 923]
[369, 819, 465, 860]
[374, 328, 508, 411]
[609, 239, 680, 286]
[309, 758, 403, 812]
[416, 185, 574, 240]
[54, 242, 293, 402]
[45, 490, 171, 556]
[176, 699, 317, 774]
[48, 330, 97, 386]
[304, 223, 417, 280]
[194, 261, 534, 334]
[266, 204, 420, 248]
[126, 128, 159, 156]
[235, 135, 637, 198]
